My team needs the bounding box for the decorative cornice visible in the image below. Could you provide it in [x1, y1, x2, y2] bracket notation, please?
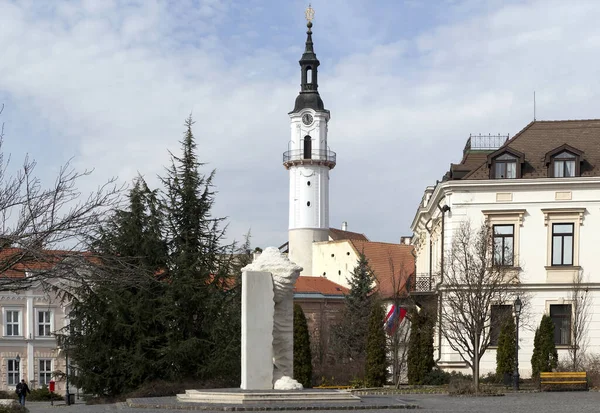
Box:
[541, 207, 586, 226]
[482, 209, 527, 226]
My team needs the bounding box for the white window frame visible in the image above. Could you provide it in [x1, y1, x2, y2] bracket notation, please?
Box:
[36, 309, 54, 337]
[4, 308, 22, 337]
[7, 359, 20, 385]
[483, 209, 525, 268]
[542, 208, 584, 273]
[38, 359, 53, 386]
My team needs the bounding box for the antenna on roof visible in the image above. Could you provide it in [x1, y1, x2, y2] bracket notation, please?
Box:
[533, 91, 536, 121]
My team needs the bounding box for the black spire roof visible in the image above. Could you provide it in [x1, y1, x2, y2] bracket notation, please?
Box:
[292, 21, 327, 113]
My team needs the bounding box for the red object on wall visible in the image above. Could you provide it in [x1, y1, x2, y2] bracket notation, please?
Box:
[49, 381, 55, 392]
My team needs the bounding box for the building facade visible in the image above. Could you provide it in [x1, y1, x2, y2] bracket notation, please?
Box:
[0, 286, 68, 392]
[411, 121, 600, 377]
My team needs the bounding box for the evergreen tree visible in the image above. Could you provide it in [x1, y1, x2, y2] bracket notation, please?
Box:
[293, 304, 313, 388]
[160, 115, 237, 380]
[365, 302, 387, 387]
[495, 317, 516, 380]
[407, 310, 435, 384]
[66, 178, 169, 396]
[332, 253, 376, 364]
[531, 315, 558, 378]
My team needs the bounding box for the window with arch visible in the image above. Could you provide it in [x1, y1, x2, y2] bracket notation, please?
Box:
[303, 136, 312, 159]
[306, 67, 312, 83]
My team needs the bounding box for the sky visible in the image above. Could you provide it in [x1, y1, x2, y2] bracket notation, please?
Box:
[1, 0, 600, 250]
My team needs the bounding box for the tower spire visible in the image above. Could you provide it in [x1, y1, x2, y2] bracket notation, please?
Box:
[292, 4, 326, 113]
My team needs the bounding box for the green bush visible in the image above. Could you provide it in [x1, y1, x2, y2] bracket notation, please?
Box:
[421, 368, 472, 385]
[27, 386, 64, 402]
[0, 404, 28, 413]
[0, 391, 16, 400]
[531, 315, 558, 379]
[293, 304, 313, 388]
[365, 303, 387, 387]
[407, 310, 435, 384]
[448, 378, 475, 395]
[496, 317, 516, 380]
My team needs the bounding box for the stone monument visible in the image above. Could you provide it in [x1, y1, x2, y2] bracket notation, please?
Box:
[240, 247, 303, 390]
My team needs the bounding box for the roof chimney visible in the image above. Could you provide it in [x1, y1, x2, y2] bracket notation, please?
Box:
[341, 221, 348, 231]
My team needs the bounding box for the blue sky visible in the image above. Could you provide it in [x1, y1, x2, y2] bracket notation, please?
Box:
[1, 0, 600, 250]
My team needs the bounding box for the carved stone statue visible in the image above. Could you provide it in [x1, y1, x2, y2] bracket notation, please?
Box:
[241, 247, 303, 389]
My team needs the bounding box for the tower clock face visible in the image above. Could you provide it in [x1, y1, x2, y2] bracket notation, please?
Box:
[302, 113, 313, 126]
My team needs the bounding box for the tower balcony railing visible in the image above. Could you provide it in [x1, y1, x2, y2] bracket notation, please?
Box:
[283, 149, 336, 168]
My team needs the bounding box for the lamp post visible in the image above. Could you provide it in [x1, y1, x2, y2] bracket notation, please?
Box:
[513, 296, 522, 391]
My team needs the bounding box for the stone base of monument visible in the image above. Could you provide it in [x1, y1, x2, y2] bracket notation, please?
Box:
[176, 389, 361, 404]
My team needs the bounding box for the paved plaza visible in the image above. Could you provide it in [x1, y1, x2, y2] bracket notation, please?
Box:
[23, 391, 600, 413]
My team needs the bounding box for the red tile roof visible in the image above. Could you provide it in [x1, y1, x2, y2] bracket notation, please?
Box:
[294, 276, 348, 296]
[329, 228, 369, 241]
[0, 248, 73, 278]
[349, 241, 415, 299]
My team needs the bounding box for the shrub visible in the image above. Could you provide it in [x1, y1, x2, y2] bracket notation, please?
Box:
[448, 378, 475, 395]
[27, 386, 64, 402]
[407, 310, 435, 384]
[365, 302, 387, 387]
[531, 315, 558, 379]
[0, 405, 28, 413]
[293, 304, 313, 388]
[495, 317, 516, 380]
[0, 391, 16, 400]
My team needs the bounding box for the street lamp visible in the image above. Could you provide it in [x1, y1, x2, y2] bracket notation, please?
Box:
[513, 296, 522, 391]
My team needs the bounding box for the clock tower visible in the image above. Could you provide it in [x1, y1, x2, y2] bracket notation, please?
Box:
[283, 5, 336, 276]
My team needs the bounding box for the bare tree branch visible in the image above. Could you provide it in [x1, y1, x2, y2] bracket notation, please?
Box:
[440, 221, 525, 389]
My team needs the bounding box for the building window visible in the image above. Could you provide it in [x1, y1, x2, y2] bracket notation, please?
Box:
[493, 154, 517, 179]
[39, 359, 53, 386]
[490, 304, 512, 346]
[7, 359, 19, 386]
[550, 304, 571, 345]
[552, 223, 574, 266]
[493, 225, 514, 266]
[6, 310, 20, 336]
[553, 152, 577, 177]
[38, 310, 52, 337]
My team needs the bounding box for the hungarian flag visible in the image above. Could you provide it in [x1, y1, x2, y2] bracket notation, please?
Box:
[384, 305, 407, 335]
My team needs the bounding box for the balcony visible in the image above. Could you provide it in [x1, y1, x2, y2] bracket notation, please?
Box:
[283, 149, 336, 169]
[411, 273, 437, 294]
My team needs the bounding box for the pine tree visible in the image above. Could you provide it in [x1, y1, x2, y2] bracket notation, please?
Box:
[531, 315, 558, 379]
[365, 302, 387, 387]
[332, 253, 376, 365]
[407, 309, 435, 384]
[160, 115, 236, 380]
[495, 317, 516, 380]
[293, 304, 313, 388]
[66, 178, 169, 396]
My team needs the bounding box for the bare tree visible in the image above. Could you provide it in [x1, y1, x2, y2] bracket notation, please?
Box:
[0, 104, 122, 291]
[569, 269, 592, 371]
[441, 221, 522, 390]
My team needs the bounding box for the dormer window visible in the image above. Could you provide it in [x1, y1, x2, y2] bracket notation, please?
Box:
[488, 148, 524, 179]
[545, 145, 583, 178]
[494, 153, 517, 179]
[552, 151, 576, 177]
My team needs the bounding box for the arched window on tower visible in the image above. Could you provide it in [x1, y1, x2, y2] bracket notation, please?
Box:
[306, 67, 312, 83]
[303, 136, 312, 159]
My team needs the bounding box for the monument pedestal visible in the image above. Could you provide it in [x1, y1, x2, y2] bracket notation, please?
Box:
[176, 389, 360, 404]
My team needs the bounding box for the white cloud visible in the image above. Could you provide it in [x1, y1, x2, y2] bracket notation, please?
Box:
[1, 0, 600, 251]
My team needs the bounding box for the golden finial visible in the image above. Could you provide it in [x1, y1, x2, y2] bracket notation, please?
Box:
[305, 4, 315, 23]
